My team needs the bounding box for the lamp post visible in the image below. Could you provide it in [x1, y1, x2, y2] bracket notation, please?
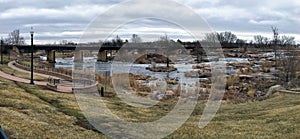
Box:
[30, 28, 34, 85]
[0, 38, 3, 65]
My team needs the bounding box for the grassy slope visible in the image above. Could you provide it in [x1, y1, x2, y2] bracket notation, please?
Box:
[0, 78, 107, 139]
[0, 55, 48, 82]
[0, 64, 48, 82]
[0, 76, 299, 138]
[168, 93, 300, 138]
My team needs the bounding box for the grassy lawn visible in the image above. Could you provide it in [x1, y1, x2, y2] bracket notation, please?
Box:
[101, 92, 300, 138]
[0, 78, 107, 138]
[167, 93, 300, 138]
[0, 76, 299, 138]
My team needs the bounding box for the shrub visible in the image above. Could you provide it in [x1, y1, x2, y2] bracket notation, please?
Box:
[226, 75, 239, 88]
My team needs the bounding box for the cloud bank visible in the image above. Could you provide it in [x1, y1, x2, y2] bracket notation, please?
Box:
[0, 0, 299, 44]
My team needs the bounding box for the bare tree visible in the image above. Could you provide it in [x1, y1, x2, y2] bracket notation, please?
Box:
[204, 32, 237, 44]
[280, 35, 295, 45]
[60, 40, 76, 45]
[236, 39, 246, 44]
[254, 35, 269, 45]
[254, 35, 264, 44]
[217, 32, 237, 43]
[131, 34, 142, 43]
[253, 35, 270, 51]
[262, 37, 269, 45]
[203, 32, 221, 51]
[277, 40, 298, 86]
[6, 29, 25, 45]
[271, 26, 279, 69]
[204, 32, 219, 43]
[159, 34, 170, 42]
[274, 33, 298, 87]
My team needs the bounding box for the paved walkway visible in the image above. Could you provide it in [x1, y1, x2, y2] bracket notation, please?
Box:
[279, 90, 300, 94]
[8, 61, 59, 79]
[0, 70, 47, 86]
[0, 61, 73, 93]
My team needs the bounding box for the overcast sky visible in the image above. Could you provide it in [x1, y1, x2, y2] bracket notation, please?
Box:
[0, 0, 299, 44]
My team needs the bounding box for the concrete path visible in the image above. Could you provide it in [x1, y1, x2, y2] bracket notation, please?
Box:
[0, 70, 47, 86]
[8, 61, 59, 79]
[278, 90, 300, 94]
[0, 61, 72, 93]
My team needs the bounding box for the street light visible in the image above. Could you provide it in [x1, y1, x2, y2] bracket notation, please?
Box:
[0, 38, 3, 65]
[30, 27, 34, 85]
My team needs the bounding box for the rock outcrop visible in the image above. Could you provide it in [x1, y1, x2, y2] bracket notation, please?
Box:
[265, 85, 285, 98]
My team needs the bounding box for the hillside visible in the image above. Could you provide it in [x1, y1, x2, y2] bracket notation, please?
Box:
[0, 77, 299, 138]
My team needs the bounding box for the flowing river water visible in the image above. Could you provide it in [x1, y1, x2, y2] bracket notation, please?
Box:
[54, 56, 254, 85]
[50, 51, 278, 98]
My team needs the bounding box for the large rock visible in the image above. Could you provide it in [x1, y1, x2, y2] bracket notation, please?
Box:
[265, 85, 285, 98]
[184, 70, 211, 78]
[239, 74, 254, 79]
[146, 66, 177, 72]
[192, 64, 211, 69]
[165, 90, 175, 96]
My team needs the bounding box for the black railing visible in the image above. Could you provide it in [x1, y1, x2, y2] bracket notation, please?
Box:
[15, 61, 98, 87]
[16, 62, 72, 79]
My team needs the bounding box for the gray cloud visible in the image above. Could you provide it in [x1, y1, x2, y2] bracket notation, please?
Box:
[0, 0, 299, 44]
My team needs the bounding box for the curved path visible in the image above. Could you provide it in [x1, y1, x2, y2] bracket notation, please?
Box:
[278, 90, 300, 94]
[0, 61, 72, 93]
[8, 61, 59, 79]
[0, 70, 47, 86]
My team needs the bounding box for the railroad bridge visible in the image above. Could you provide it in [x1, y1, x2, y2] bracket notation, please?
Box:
[2, 42, 248, 63]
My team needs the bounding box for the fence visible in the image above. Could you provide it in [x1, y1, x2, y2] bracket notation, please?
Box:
[15, 61, 72, 80]
[15, 61, 97, 87]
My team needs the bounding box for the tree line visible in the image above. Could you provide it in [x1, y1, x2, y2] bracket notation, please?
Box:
[203, 28, 296, 46]
[1, 28, 298, 47]
[2, 29, 25, 45]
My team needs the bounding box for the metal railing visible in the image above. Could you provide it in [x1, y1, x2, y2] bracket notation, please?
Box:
[15, 61, 72, 79]
[15, 61, 98, 87]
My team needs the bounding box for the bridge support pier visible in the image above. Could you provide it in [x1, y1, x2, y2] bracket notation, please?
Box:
[74, 51, 84, 70]
[46, 50, 56, 68]
[97, 50, 107, 62]
[74, 62, 83, 70]
[47, 50, 56, 63]
[74, 50, 84, 63]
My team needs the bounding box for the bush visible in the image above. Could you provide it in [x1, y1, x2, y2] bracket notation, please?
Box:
[226, 75, 239, 88]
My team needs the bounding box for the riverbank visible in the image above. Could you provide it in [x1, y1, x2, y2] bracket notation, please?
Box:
[1, 50, 299, 138]
[0, 78, 106, 138]
[0, 61, 73, 93]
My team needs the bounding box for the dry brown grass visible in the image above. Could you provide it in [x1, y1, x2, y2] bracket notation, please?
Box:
[261, 61, 274, 68]
[261, 61, 274, 73]
[0, 78, 107, 139]
[1, 51, 300, 138]
[226, 75, 240, 88]
[247, 89, 256, 97]
[168, 92, 300, 138]
[0, 64, 48, 82]
[1, 76, 300, 138]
